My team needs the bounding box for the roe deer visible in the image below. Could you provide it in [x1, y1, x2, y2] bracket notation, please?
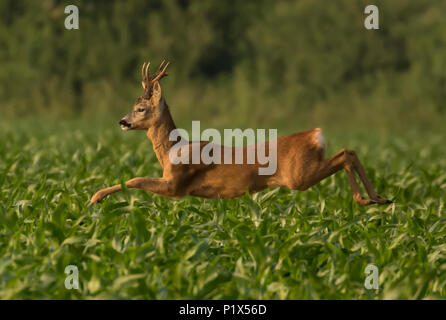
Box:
[89, 60, 392, 206]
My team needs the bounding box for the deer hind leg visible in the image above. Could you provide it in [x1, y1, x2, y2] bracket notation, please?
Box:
[306, 148, 388, 206]
[89, 177, 173, 206]
[347, 150, 392, 204]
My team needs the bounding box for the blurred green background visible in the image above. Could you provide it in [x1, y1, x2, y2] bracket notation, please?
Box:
[1, 0, 446, 300]
[1, 0, 445, 133]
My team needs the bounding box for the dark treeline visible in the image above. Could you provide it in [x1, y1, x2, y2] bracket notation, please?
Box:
[0, 0, 445, 131]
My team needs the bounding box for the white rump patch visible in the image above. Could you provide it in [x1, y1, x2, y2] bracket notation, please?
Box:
[314, 128, 326, 150]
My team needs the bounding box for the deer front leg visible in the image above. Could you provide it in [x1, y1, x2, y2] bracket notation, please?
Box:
[88, 177, 173, 206]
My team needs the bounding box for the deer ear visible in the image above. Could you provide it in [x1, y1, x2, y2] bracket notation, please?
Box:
[151, 81, 162, 104]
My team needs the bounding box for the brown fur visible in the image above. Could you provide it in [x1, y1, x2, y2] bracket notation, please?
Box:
[89, 60, 392, 206]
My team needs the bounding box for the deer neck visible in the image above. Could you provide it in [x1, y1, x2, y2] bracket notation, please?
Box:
[146, 101, 177, 169]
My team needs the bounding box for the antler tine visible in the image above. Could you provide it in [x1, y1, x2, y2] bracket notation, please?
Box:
[144, 62, 150, 81]
[151, 60, 170, 82]
[157, 60, 166, 72]
[141, 62, 146, 80]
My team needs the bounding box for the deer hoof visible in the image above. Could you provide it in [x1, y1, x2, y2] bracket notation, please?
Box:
[88, 198, 103, 207]
[89, 191, 106, 207]
[354, 196, 377, 206]
[376, 195, 393, 205]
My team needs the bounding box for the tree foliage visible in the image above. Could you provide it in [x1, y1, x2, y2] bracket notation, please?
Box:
[0, 0, 445, 131]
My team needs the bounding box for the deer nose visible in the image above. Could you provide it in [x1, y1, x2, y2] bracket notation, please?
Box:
[119, 119, 131, 129]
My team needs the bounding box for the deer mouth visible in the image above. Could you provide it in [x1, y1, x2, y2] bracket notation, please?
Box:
[119, 120, 132, 130]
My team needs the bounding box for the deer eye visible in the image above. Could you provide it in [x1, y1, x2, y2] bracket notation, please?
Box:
[137, 107, 145, 113]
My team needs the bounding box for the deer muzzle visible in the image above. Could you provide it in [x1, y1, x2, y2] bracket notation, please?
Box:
[119, 119, 132, 130]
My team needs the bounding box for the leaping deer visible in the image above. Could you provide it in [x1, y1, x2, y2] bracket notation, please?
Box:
[89, 60, 392, 206]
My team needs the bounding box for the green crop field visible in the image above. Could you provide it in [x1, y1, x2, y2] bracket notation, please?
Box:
[0, 119, 444, 299]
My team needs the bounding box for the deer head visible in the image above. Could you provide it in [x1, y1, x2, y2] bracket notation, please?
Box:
[119, 60, 170, 131]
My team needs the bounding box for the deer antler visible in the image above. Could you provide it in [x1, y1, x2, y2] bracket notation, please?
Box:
[141, 60, 170, 97]
[142, 62, 150, 83]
